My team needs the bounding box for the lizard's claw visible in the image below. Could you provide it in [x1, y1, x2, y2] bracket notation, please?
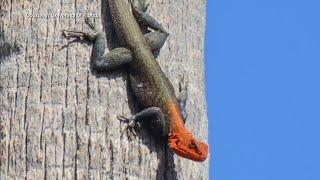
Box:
[61, 29, 97, 41]
[178, 74, 189, 93]
[84, 17, 97, 31]
[62, 30, 85, 40]
[117, 115, 141, 140]
[61, 18, 98, 41]
[130, 0, 149, 13]
[117, 115, 130, 123]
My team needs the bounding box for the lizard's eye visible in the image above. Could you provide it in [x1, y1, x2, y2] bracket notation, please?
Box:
[175, 139, 180, 146]
[189, 141, 196, 149]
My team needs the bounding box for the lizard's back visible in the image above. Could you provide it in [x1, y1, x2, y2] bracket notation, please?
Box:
[109, 0, 180, 134]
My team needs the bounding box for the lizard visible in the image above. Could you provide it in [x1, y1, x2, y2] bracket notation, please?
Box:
[62, 0, 208, 162]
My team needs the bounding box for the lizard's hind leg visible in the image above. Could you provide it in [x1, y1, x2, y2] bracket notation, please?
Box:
[130, 0, 168, 35]
[144, 31, 167, 57]
[93, 29, 171, 71]
[62, 17, 99, 41]
[130, 0, 169, 57]
[62, 18, 133, 71]
[62, 17, 168, 71]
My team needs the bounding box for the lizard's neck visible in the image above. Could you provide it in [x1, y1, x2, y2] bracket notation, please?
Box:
[165, 99, 189, 136]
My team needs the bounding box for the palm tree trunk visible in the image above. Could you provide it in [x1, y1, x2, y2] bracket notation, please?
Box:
[0, 0, 208, 179]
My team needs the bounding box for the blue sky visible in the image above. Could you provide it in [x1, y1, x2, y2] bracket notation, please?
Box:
[205, 0, 320, 179]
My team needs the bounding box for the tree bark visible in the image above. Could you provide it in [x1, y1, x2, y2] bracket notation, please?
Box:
[0, 0, 208, 179]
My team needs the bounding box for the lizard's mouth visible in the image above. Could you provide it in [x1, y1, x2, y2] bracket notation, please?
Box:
[171, 146, 208, 162]
[168, 134, 208, 162]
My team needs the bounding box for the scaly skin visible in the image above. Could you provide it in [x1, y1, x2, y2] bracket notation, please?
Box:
[109, 0, 208, 162]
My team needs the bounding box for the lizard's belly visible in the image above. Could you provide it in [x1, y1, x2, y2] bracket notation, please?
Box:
[129, 72, 161, 108]
[129, 70, 172, 136]
[129, 66, 177, 137]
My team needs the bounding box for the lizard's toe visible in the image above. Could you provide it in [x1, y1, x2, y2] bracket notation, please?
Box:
[130, 0, 148, 13]
[178, 74, 189, 92]
[84, 17, 97, 31]
[117, 115, 130, 123]
[117, 115, 140, 140]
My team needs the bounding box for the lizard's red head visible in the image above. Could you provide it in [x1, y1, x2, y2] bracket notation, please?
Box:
[165, 99, 208, 162]
[168, 132, 208, 162]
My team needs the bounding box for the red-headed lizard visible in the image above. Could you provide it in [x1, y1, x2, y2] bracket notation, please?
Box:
[62, 0, 208, 162]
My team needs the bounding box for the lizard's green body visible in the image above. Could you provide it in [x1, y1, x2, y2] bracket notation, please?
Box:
[63, 0, 208, 162]
[110, 0, 177, 133]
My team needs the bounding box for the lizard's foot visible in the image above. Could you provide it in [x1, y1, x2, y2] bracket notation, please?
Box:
[61, 18, 98, 41]
[177, 74, 189, 123]
[84, 17, 97, 31]
[62, 30, 98, 41]
[130, 0, 149, 13]
[129, 0, 168, 35]
[178, 74, 189, 93]
[117, 115, 141, 140]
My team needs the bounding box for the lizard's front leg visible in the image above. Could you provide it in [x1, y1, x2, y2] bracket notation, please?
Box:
[177, 76, 189, 123]
[117, 107, 166, 139]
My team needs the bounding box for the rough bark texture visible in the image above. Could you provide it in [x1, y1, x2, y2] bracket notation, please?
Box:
[0, 0, 208, 179]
